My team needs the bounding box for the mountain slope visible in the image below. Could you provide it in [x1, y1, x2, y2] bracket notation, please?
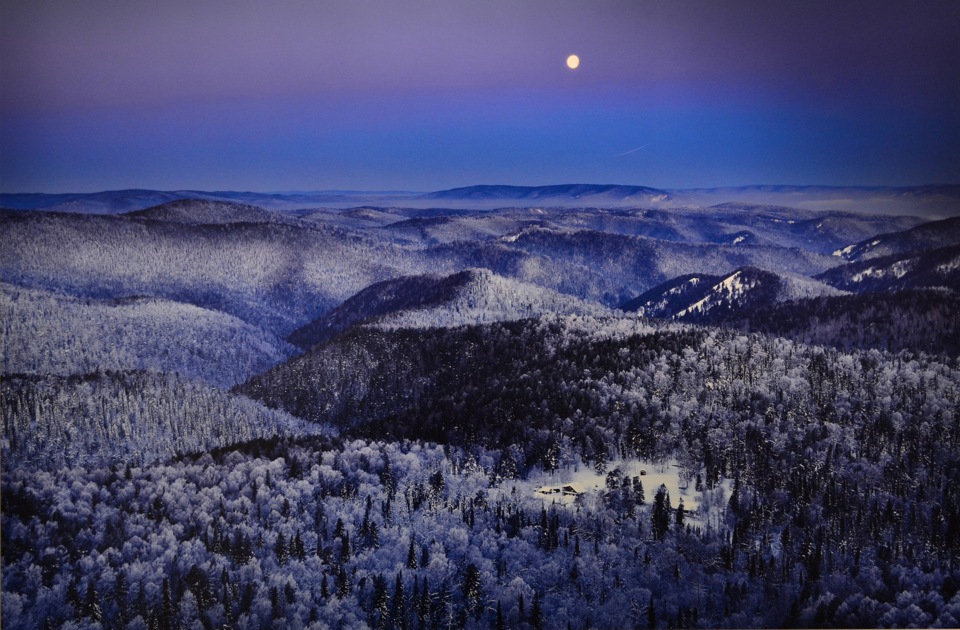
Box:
[620, 267, 845, 322]
[364, 204, 920, 255]
[373, 268, 608, 330]
[0, 209, 421, 336]
[288, 272, 470, 348]
[1, 371, 327, 472]
[125, 199, 287, 225]
[288, 268, 607, 349]
[732, 289, 960, 356]
[429, 227, 839, 308]
[816, 245, 960, 293]
[832, 216, 960, 261]
[619, 274, 722, 318]
[1, 283, 295, 388]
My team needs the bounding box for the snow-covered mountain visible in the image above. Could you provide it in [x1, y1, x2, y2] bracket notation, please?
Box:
[817, 244, 960, 293]
[125, 199, 290, 226]
[619, 273, 722, 318]
[1, 371, 326, 471]
[7, 183, 958, 215]
[422, 183, 676, 207]
[831, 216, 960, 261]
[5, 187, 960, 630]
[288, 268, 607, 349]
[621, 267, 844, 322]
[1, 283, 295, 388]
[0, 208, 422, 336]
[361, 204, 920, 256]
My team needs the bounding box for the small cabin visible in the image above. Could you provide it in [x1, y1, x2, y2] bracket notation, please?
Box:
[536, 483, 584, 497]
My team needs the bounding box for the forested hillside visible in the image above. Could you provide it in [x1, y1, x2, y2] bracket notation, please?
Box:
[3, 198, 959, 628]
[1, 284, 294, 387]
[816, 245, 960, 294]
[1, 370, 328, 471]
[0, 208, 422, 336]
[620, 267, 844, 323]
[241, 315, 960, 479]
[728, 289, 960, 356]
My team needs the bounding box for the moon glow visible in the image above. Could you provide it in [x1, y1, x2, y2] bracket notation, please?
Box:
[566, 54, 580, 70]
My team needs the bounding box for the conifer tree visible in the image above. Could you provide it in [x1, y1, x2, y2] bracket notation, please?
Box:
[84, 580, 103, 622]
[392, 572, 409, 630]
[407, 538, 418, 569]
[652, 485, 672, 541]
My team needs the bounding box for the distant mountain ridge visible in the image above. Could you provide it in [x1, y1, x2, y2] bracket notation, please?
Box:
[423, 183, 672, 202]
[124, 199, 296, 225]
[5, 183, 959, 216]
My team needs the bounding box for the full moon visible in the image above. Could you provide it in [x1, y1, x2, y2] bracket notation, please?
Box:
[566, 54, 580, 70]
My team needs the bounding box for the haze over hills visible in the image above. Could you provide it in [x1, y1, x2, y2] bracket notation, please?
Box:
[4, 182, 960, 217]
[675, 184, 960, 218]
[3, 196, 896, 334]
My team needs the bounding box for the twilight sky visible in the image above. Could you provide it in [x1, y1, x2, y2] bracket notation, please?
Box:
[1, 0, 959, 193]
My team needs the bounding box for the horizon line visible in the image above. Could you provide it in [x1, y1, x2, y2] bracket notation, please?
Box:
[3, 182, 960, 197]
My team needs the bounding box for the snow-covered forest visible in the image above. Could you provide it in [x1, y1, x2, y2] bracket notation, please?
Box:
[2, 197, 959, 628]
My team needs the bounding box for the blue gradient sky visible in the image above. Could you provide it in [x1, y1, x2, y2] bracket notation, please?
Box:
[2, 0, 958, 193]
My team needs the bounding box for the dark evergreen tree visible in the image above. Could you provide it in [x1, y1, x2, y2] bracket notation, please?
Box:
[407, 538, 418, 569]
[420, 541, 430, 569]
[634, 476, 646, 504]
[462, 563, 483, 620]
[531, 591, 543, 630]
[270, 585, 284, 620]
[391, 572, 409, 630]
[340, 531, 352, 562]
[83, 580, 103, 622]
[652, 485, 671, 541]
[275, 531, 288, 565]
[336, 565, 351, 598]
[372, 573, 389, 630]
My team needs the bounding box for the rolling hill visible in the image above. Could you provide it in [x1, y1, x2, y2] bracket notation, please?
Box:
[817, 244, 960, 293]
[1, 370, 327, 472]
[288, 268, 607, 349]
[0, 207, 421, 336]
[1, 283, 295, 388]
[620, 267, 845, 322]
[831, 216, 960, 261]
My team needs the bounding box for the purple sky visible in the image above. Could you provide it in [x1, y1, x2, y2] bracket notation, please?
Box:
[1, 0, 958, 192]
